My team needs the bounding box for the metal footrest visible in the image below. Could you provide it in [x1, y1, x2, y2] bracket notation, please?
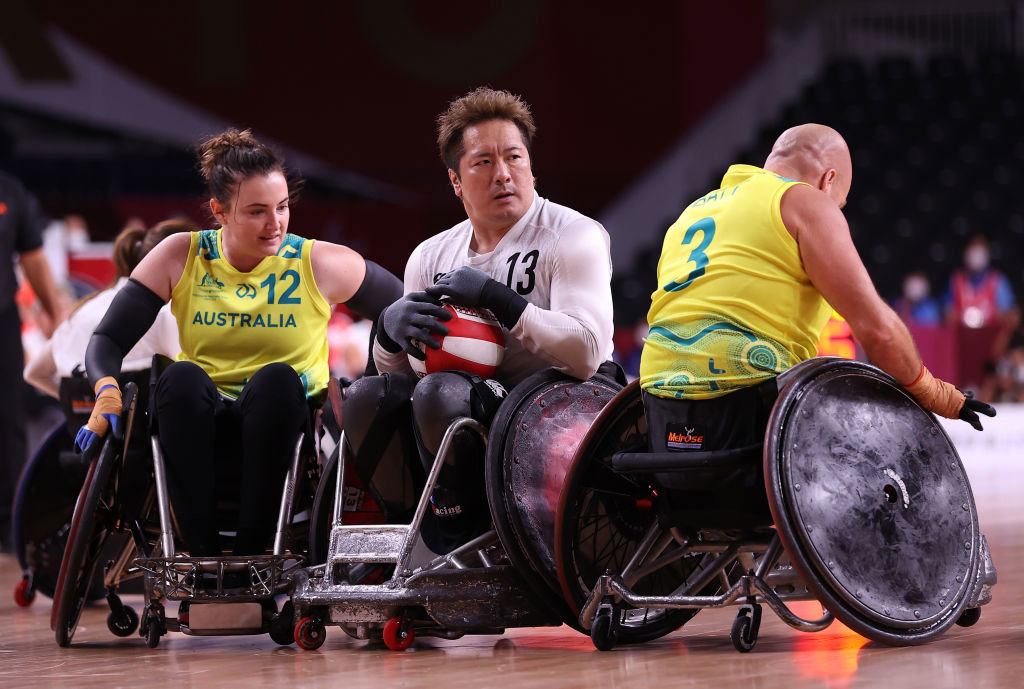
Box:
[133, 554, 304, 601]
[327, 525, 412, 565]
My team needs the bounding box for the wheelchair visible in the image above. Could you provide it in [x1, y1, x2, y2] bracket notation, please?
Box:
[289, 367, 623, 650]
[50, 358, 323, 648]
[13, 369, 150, 609]
[554, 357, 997, 652]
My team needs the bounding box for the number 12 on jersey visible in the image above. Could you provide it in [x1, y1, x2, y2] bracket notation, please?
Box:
[662, 217, 715, 293]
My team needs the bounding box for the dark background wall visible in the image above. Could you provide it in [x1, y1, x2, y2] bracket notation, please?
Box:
[8, 0, 767, 273]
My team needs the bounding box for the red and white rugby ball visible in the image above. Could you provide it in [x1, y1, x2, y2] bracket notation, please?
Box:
[409, 304, 506, 378]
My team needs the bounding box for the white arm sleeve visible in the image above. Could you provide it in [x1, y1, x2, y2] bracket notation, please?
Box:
[512, 219, 614, 380]
[372, 245, 424, 376]
[24, 336, 59, 399]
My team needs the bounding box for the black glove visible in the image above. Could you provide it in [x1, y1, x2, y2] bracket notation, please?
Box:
[959, 393, 996, 431]
[425, 266, 528, 329]
[377, 292, 451, 360]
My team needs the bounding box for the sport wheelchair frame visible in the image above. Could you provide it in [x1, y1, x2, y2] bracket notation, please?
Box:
[50, 365, 322, 648]
[555, 358, 997, 652]
[290, 369, 622, 650]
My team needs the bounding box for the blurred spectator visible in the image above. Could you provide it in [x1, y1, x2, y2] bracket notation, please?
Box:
[991, 327, 1024, 403]
[23, 219, 193, 398]
[892, 270, 941, 327]
[944, 234, 1020, 394]
[1, 169, 67, 552]
[945, 235, 1017, 328]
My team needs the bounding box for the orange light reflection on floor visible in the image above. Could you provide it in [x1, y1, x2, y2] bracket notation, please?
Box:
[789, 601, 868, 689]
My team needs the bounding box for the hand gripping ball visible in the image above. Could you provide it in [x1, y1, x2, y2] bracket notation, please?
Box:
[409, 304, 506, 378]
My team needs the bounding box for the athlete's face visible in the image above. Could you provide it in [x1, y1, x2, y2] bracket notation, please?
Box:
[212, 170, 290, 271]
[449, 119, 535, 237]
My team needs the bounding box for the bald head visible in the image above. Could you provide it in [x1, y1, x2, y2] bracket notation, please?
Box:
[764, 124, 852, 208]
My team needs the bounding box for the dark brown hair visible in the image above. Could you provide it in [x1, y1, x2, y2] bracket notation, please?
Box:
[196, 128, 295, 209]
[140, 217, 198, 256]
[437, 87, 536, 175]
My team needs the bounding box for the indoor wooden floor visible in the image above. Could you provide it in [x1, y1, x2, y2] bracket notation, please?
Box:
[2, 418, 1021, 689]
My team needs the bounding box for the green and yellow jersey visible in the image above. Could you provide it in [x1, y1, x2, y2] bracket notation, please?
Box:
[640, 165, 832, 399]
[170, 229, 330, 399]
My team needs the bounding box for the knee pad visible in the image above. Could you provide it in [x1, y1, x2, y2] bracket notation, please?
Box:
[341, 373, 420, 520]
[411, 371, 506, 457]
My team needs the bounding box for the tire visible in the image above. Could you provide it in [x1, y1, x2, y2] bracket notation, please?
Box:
[309, 444, 338, 566]
[51, 438, 117, 647]
[107, 605, 139, 637]
[51, 383, 139, 647]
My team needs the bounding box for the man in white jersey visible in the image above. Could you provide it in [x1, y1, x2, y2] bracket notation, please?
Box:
[352, 87, 616, 553]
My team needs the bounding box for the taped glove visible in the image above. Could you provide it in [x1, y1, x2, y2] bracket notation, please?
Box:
[904, 365, 996, 431]
[74, 376, 121, 452]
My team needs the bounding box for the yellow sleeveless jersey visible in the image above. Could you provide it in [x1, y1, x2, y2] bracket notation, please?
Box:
[171, 229, 331, 399]
[639, 165, 832, 399]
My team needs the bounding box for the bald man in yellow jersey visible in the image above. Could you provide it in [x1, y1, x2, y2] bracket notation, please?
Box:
[640, 124, 993, 465]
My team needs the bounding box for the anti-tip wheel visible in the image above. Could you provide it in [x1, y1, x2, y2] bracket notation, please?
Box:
[13, 578, 35, 608]
[382, 617, 415, 651]
[294, 616, 327, 650]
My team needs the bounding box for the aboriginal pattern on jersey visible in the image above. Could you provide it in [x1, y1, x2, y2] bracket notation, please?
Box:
[644, 316, 793, 398]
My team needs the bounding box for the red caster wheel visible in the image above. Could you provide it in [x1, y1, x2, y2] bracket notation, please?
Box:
[294, 616, 327, 650]
[14, 578, 35, 608]
[383, 617, 415, 651]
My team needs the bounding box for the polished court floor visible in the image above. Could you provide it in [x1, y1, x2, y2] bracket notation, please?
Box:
[2, 416, 1021, 689]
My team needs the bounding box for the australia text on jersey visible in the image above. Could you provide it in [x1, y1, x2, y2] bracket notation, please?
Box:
[191, 311, 298, 328]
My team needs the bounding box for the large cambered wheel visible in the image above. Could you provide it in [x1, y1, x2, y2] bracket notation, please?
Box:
[765, 358, 982, 646]
[51, 384, 138, 647]
[555, 381, 702, 645]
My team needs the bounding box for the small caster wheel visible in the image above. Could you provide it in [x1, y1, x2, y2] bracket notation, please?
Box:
[270, 601, 296, 646]
[590, 611, 617, 651]
[142, 604, 165, 648]
[383, 617, 415, 651]
[295, 616, 327, 650]
[730, 605, 761, 653]
[146, 623, 162, 648]
[13, 578, 35, 608]
[107, 605, 140, 637]
[956, 607, 981, 628]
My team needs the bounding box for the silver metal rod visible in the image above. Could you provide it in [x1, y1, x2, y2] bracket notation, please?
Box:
[150, 437, 176, 558]
[395, 417, 487, 575]
[332, 431, 348, 528]
[273, 434, 305, 555]
[754, 534, 784, 579]
[622, 524, 675, 585]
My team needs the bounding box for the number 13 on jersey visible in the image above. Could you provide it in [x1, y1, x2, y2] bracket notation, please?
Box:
[662, 217, 716, 293]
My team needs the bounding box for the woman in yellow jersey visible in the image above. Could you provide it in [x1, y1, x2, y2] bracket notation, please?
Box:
[75, 129, 401, 556]
[640, 124, 993, 482]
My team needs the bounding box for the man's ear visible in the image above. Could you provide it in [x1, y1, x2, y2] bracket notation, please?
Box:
[819, 168, 836, 194]
[448, 168, 462, 198]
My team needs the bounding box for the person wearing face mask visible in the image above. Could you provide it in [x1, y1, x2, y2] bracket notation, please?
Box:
[892, 270, 941, 328]
[946, 235, 1017, 329]
[945, 234, 1020, 395]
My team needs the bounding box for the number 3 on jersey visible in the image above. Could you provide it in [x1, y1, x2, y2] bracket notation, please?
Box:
[662, 217, 715, 292]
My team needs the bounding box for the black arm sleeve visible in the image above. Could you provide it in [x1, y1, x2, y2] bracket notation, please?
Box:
[344, 260, 403, 322]
[85, 278, 166, 388]
[481, 278, 529, 330]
